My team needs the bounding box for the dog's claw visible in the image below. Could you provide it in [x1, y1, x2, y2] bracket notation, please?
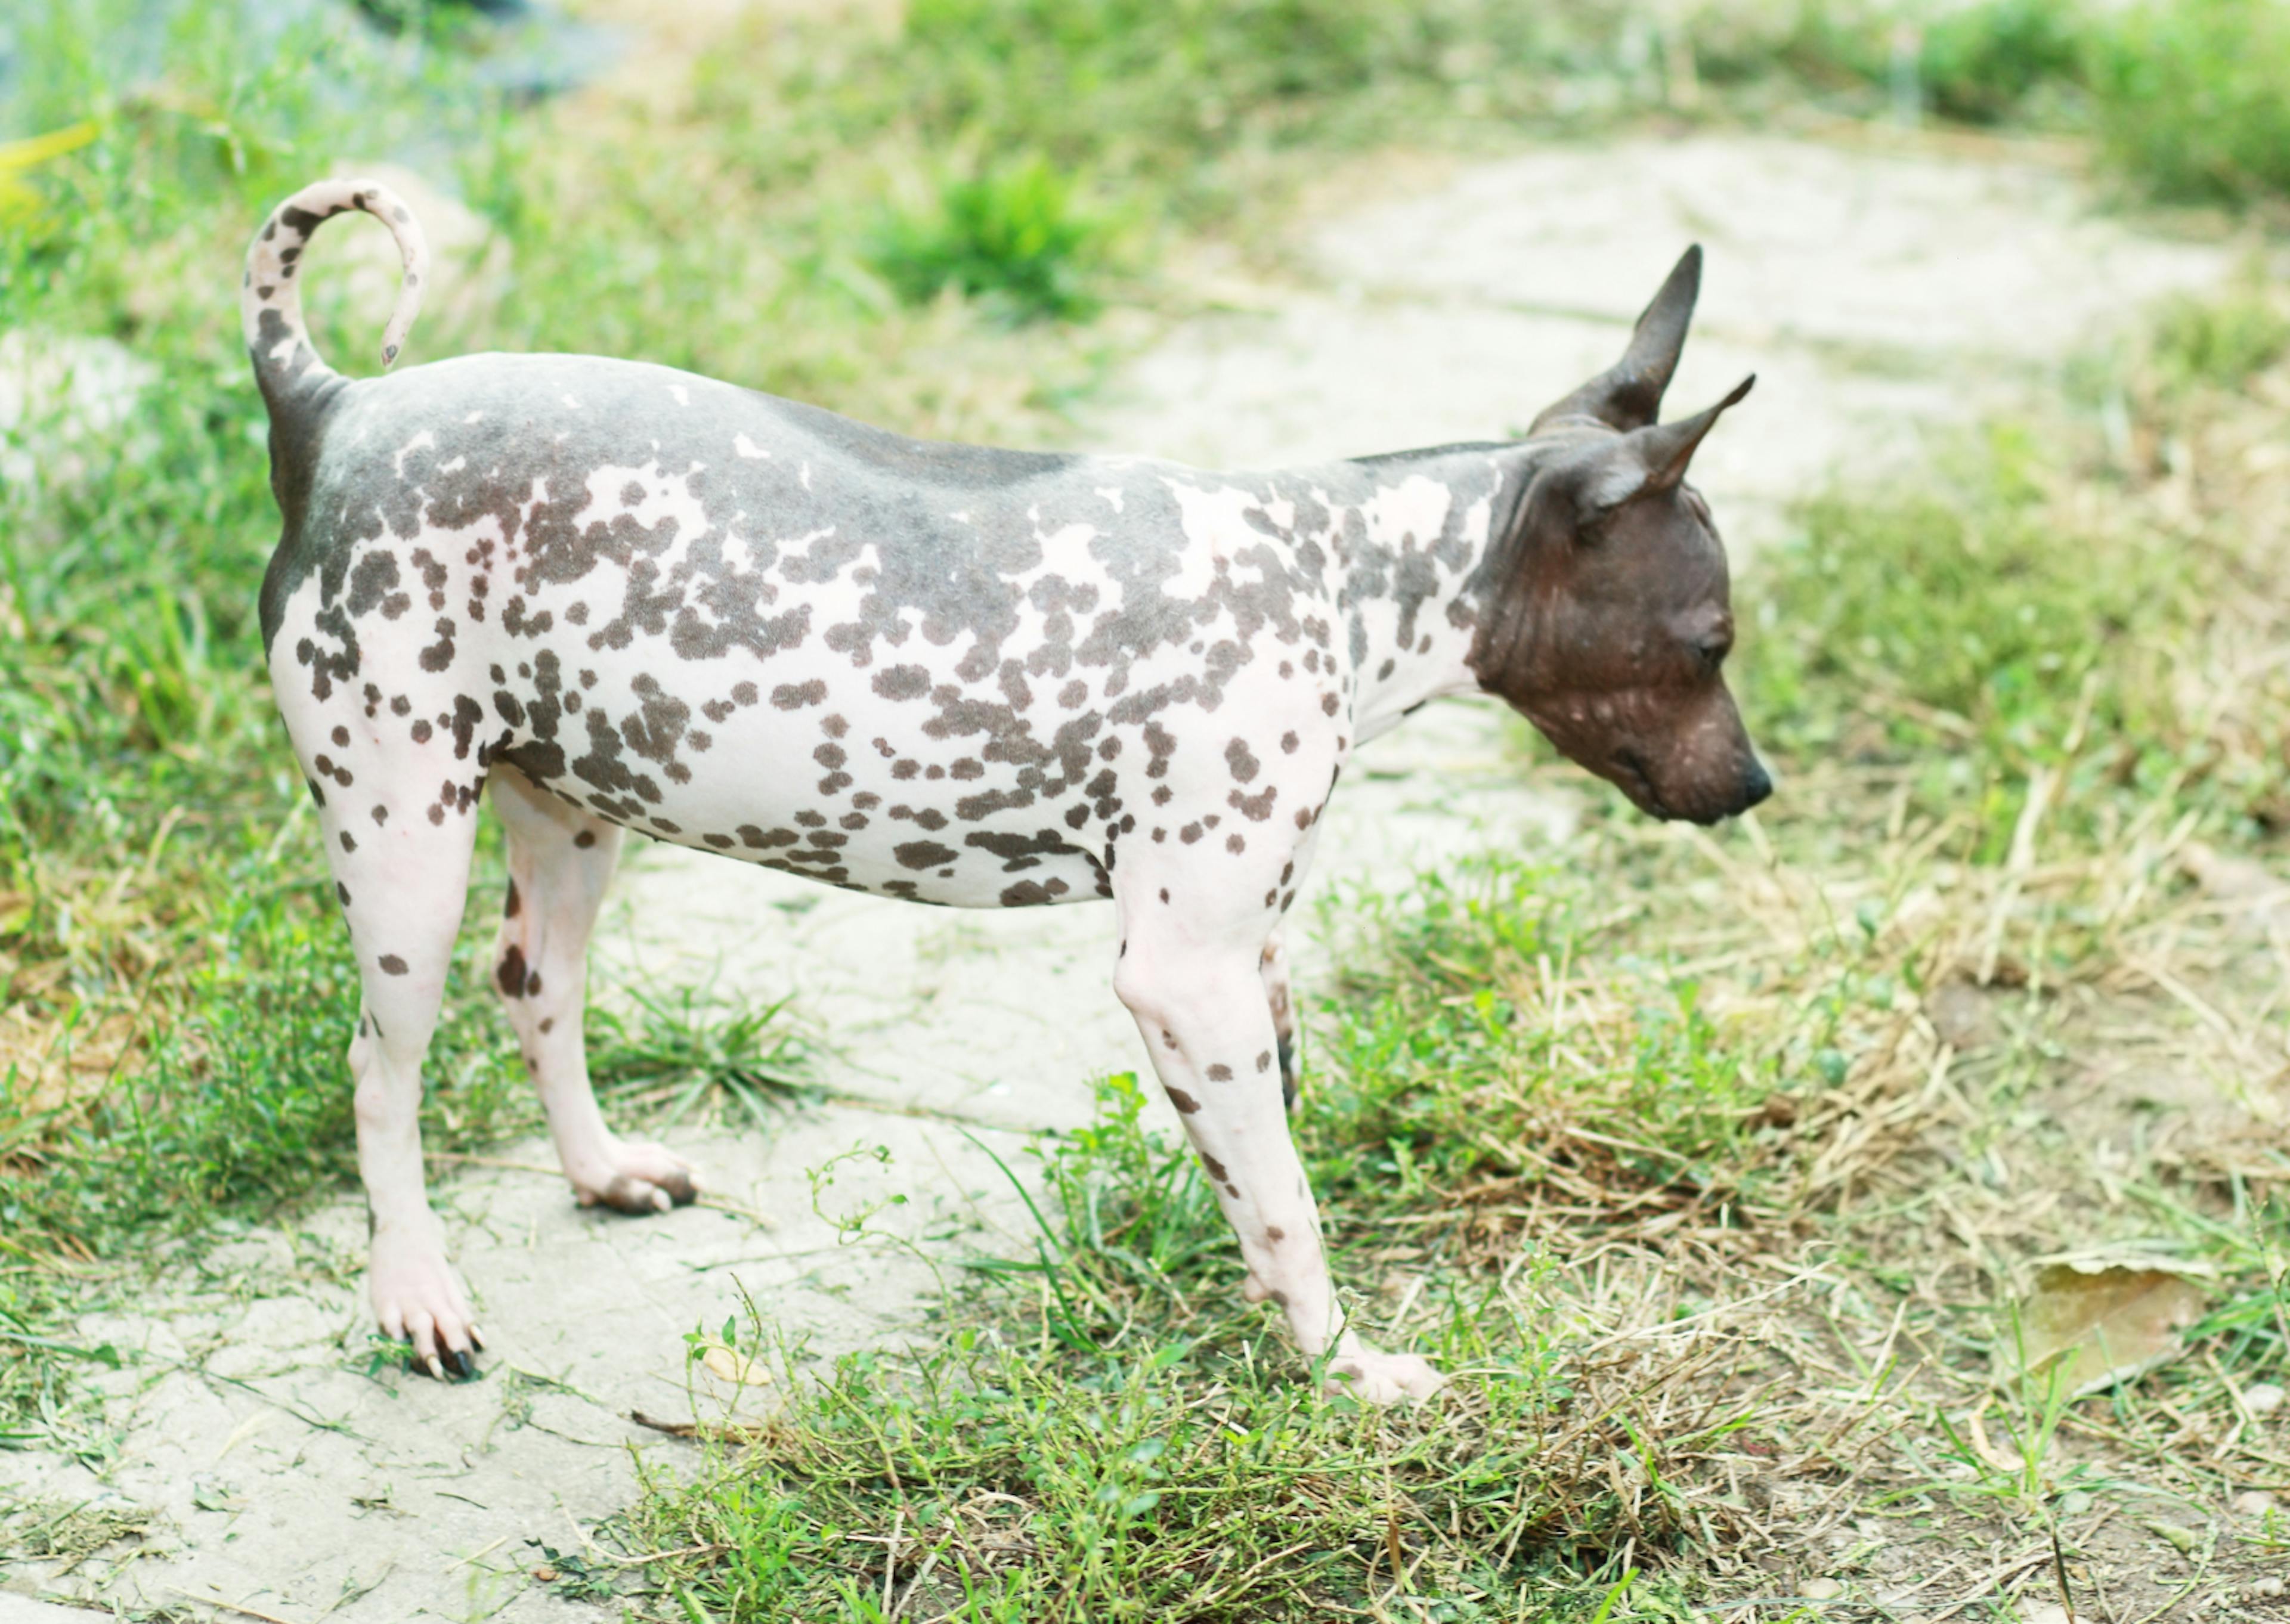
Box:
[469, 1325, 486, 1352]
[424, 1353, 445, 1381]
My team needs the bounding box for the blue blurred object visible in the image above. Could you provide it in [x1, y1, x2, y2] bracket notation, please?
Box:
[0, 0, 624, 129]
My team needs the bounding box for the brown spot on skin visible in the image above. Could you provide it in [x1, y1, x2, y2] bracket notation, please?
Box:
[1159, 888, 1170, 903]
[526, 969, 543, 997]
[1226, 833, 1246, 854]
[340, 831, 357, 853]
[332, 726, 350, 747]
[1322, 693, 1340, 715]
[540, 1017, 555, 1034]
[1200, 1152, 1230, 1183]
[574, 830, 597, 848]
[1280, 731, 1299, 753]
[1165, 1087, 1200, 1114]
[378, 954, 409, 976]
[1161, 1029, 1177, 1050]
[1268, 1289, 1291, 1308]
[505, 879, 521, 918]
[1207, 1064, 1233, 1081]
[497, 947, 528, 997]
[1257, 1051, 1272, 1072]
[1267, 1226, 1286, 1242]
[336, 882, 351, 906]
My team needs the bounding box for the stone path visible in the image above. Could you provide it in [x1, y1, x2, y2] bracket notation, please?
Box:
[0, 129, 2239, 1622]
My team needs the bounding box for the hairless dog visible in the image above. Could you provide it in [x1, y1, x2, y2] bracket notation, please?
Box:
[245, 177, 1769, 1401]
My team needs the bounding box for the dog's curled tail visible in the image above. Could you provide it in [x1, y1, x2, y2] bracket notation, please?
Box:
[241, 177, 429, 407]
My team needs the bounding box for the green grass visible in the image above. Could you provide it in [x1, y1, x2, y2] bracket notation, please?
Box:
[1704, 0, 2290, 207]
[632, 1077, 1756, 1622]
[617, 289, 2290, 1617]
[2090, 0, 2290, 205]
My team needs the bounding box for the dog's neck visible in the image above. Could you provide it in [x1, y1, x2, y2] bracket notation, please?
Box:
[1329, 439, 1549, 744]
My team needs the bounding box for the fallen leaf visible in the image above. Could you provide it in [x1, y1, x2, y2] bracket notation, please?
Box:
[2140, 1518, 2204, 1554]
[2004, 1262, 2208, 1398]
[701, 1342, 773, 1387]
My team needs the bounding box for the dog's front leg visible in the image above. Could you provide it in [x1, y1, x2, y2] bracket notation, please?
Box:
[1113, 900, 1443, 1403]
[1259, 929, 1301, 1112]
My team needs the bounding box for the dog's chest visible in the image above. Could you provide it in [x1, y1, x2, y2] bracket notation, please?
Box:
[268, 355, 1450, 907]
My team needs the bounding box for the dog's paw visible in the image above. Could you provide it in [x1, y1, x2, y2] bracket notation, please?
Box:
[1323, 1346, 1445, 1405]
[571, 1140, 702, 1216]
[370, 1223, 483, 1381]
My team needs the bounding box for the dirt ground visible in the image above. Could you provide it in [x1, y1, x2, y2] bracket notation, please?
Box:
[0, 119, 2247, 1624]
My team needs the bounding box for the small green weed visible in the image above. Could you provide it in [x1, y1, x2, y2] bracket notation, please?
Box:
[868, 157, 1117, 323]
[589, 980, 813, 1130]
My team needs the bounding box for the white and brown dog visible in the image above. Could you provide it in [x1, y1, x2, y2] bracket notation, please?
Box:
[245, 178, 1769, 1402]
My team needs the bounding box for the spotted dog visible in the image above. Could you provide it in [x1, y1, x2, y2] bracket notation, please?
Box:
[245, 177, 1771, 1402]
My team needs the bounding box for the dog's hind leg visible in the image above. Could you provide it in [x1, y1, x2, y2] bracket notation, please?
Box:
[1259, 929, 1301, 1112]
[488, 765, 699, 1213]
[281, 690, 488, 1380]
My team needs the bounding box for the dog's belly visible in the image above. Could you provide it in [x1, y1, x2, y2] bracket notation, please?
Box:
[493, 647, 1124, 909]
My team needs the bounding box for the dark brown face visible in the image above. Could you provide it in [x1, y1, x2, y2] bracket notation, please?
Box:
[1468, 246, 1772, 826]
[1487, 455, 1770, 824]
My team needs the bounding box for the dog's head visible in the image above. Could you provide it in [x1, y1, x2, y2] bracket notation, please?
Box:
[1469, 247, 1771, 826]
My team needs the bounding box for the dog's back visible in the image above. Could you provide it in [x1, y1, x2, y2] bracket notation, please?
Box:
[247, 188, 1372, 908]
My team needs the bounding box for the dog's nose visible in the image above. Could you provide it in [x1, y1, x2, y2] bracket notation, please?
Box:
[1739, 759, 1774, 811]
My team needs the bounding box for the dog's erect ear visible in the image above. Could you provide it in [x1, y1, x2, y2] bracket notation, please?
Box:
[1530, 246, 1703, 435]
[1629, 373, 1754, 494]
[1570, 375, 1755, 519]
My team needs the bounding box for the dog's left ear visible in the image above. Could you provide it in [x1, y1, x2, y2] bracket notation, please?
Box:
[1577, 375, 1755, 516]
[1531, 246, 1703, 435]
